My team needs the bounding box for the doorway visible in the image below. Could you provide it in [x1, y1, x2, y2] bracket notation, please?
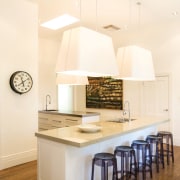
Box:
[140, 75, 170, 131]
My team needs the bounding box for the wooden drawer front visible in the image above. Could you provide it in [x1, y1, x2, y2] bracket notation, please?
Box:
[50, 114, 65, 121]
[64, 115, 81, 121]
[38, 123, 51, 131]
[39, 113, 50, 119]
[51, 119, 64, 128]
[39, 117, 49, 125]
[64, 118, 81, 127]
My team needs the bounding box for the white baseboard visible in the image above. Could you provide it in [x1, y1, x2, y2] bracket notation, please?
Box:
[0, 149, 37, 170]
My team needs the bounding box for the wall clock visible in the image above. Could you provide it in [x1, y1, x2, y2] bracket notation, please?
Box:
[9, 71, 33, 94]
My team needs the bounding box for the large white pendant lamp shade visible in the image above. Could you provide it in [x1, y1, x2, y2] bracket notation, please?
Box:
[56, 26, 119, 77]
[115, 45, 155, 81]
[56, 74, 89, 85]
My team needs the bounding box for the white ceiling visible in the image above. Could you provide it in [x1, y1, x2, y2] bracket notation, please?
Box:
[37, 0, 180, 38]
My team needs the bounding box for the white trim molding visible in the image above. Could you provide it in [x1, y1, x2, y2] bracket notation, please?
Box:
[0, 149, 37, 170]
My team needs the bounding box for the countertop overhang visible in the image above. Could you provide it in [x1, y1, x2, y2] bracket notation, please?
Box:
[38, 110, 100, 117]
[35, 117, 169, 147]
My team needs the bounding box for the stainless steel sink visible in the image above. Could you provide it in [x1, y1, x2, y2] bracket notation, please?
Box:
[43, 109, 58, 112]
[123, 118, 136, 122]
[108, 118, 136, 123]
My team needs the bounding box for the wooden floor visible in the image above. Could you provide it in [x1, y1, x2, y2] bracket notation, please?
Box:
[0, 160, 37, 180]
[139, 146, 180, 180]
[0, 146, 180, 180]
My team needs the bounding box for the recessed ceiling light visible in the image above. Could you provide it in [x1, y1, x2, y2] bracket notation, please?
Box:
[172, 11, 178, 16]
[40, 14, 80, 30]
[103, 24, 120, 31]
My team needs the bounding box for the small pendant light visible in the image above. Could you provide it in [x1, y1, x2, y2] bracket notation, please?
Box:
[115, 45, 155, 81]
[115, 1, 155, 81]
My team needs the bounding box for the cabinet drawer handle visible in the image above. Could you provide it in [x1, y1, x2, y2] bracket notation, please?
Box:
[65, 119, 78, 122]
[39, 128, 48, 131]
[40, 117, 48, 121]
[52, 120, 62, 123]
[52, 126, 62, 128]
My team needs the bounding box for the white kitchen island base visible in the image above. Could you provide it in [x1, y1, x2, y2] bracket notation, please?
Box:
[36, 118, 168, 180]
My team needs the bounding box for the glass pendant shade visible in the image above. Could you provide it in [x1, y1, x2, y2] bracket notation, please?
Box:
[115, 45, 155, 81]
[56, 26, 119, 77]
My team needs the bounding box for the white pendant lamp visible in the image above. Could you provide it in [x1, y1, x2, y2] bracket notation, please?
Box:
[56, 74, 89, 85]
[115, 45, 155, 81]
[55, 26, 119, 77]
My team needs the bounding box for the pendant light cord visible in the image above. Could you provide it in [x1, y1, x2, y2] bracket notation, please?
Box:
[96, 0, 98, 31]
[128, 0, 132, 28]
[79, 0, 82, 25]
[136, 1, 141, 29]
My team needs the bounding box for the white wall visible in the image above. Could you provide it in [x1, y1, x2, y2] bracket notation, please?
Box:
[39, 38, 60, 110]
[0, 0, 38, 169]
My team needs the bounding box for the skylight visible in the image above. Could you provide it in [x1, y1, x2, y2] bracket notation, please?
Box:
[40, 14, 79, 30]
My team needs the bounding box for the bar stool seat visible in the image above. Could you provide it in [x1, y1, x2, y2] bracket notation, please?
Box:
[91, 152, 118, 180]
[114, 145, 137, 180]
[157, 131, 174, 165]
[146, 135, 164, 172]
[131, 140, 152, 180]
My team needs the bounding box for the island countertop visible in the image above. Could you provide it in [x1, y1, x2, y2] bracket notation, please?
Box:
[38, 110, 100, 117]
[35, 117, 169, 147]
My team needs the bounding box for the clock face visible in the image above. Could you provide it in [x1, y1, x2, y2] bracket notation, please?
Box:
[10, 71, 33, 94]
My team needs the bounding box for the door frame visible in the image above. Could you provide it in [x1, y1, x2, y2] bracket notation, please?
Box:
[140, 73, 172, 131]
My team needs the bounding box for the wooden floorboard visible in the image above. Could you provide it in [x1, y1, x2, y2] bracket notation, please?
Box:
[0, 146, 179, 180]
[0, 160, 37, 180]
[141, 146, 180, 180]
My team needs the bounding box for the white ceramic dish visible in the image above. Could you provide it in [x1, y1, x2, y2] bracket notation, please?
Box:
[78, 124, 102, 133]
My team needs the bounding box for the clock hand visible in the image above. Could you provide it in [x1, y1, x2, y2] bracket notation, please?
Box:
[20, 77, 25, 87]
[22, 78, 29, 83]
[17, 78, 29, 86]
[17, 81, 23, 86]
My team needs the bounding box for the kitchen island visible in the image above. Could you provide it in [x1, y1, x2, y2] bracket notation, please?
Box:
[35, 117, 169, 180]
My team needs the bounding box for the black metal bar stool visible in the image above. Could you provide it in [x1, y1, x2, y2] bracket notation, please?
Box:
[146, 135, 164, 172]
[157, 131, 174, 165]
[114, 145, 137, 180]
[91, 152, 118, 180]
[131, 140, 152, 180]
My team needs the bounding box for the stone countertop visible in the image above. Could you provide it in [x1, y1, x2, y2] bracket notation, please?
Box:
[38, 110, 100, 117]
[35, 117, 169, 147]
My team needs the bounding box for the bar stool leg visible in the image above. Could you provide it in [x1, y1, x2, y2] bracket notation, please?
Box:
[148, 145, 153, 178]
[130, 150, 137, 180]
[101, 165, 104, 180]
[121, 154, 124, 179]
[125, 154, 129, 180]
[142, 147, 146, 180]
[155, 141, 159, 172]
[160, 139, 165, 169]
[104, 161, 108, 180]
[113, 158, 118, 180]
[171, 135, 174, 163]
[166, 136, 170, 165]
[91, 158, 95, 180]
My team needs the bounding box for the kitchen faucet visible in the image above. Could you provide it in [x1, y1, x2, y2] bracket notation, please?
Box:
[123, 100, 131, 122]
[46, 94, 51, 111]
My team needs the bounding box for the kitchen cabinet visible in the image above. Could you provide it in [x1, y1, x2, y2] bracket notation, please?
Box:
[38, 111, 100, 131]
[38, 113, 51, 131]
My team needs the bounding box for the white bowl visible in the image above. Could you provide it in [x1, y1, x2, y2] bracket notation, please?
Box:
[78, 124, 102, 133]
